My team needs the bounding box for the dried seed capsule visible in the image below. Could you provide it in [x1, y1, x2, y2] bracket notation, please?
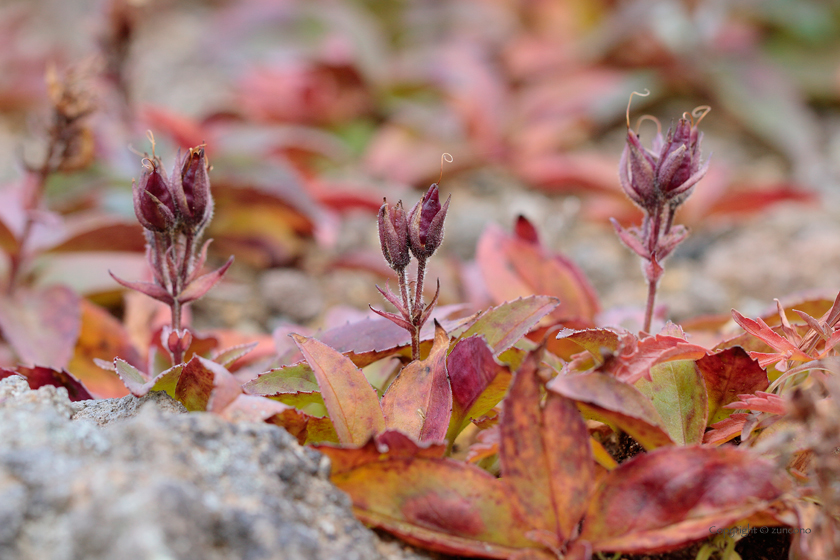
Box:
[408, 184, 450, 260]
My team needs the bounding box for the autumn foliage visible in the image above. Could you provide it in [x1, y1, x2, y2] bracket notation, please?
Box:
[1, 2, 839, 559]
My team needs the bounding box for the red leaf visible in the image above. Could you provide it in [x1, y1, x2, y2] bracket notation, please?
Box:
[446, 335, 510, 439]
[175, 356, 239, 412]
[703, 413, 749, 446]
[466, 425, 500, 463]
[477, 222, 599, 324]
[0, 285, 81, 370]
[317, 430, 446, 476]
[731, 309, 811, 367]
[696, 347, 769, 424]
[280, 310, 472, 368]
[580, 447, 788, 553]
[178, 256, 234, 303]
[109, 271, 174, 305]
[500, 350, 594, 542]
[381, 322, 451, 442]
[215, 393, 291, 423]
[0, 366, 93, 401]
[292, 333, 385, 445]
[607, 333, 708, 385]
[723, 391, 786, 415]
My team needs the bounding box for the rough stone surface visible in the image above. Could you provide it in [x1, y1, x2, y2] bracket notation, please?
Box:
[70, 390, 188, 426]
[0, 376, 438, 560]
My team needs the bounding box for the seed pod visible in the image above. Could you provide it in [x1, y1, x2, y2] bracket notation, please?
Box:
[408, 184, 450, 260]
[133, 156, 177, 233]
[378, 199, 411, 270]
[172, 146, 213, 232]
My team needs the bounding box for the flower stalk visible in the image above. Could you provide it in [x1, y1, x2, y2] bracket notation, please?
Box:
[372, 165, 451, 361]
[612, 91, 710, 333]
[111, 133, 232, 365]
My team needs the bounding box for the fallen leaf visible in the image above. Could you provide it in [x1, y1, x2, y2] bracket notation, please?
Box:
[476, 220, 599, 324]
[0, 285, 81, 369]
[67, 299, 141, 398]
[0, 366, 93, 401]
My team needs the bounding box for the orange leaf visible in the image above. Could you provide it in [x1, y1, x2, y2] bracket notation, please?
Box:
[500, 350, 594, 542]
[477, 221, 599, 324]
[68, 299, 141, 398]
[381, 322, 451, 442]
[319, 435, 538, 558]
[292, 333, 384, 445]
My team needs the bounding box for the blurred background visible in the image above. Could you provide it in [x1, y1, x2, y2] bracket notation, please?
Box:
[3, 0, 840, 337]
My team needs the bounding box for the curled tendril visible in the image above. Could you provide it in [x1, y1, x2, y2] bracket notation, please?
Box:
[438, 152, 453, 183]
[692, 105, 711, 126]
[146, 130, 157, 158]
[635, 115, 662, 137]
[626, 89, 651, 129]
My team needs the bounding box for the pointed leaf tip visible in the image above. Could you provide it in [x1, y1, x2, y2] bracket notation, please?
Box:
[293, 334, 385, 445]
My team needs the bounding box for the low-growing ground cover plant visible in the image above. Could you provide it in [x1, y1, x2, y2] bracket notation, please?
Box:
[6, 88, 836, 559]
[1, 5, 839, 556]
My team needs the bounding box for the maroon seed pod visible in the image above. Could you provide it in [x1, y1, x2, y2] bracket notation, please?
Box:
[172, 145, 213, 232]
[408, 184, 450, 260]
[133, 156, 177, 233]
[378, 199, 410, 271]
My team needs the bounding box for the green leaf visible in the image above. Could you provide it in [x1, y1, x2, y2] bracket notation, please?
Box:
[115, 359, 183, 398]
[455, 296, 559, 355]
[635, 360, 708, 445]
[243, 362, 319, 395]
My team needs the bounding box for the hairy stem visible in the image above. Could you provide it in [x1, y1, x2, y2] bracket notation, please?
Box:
[643, 275, 657, 334]
[413, 258, 426, 321]
[398, 268, 410, 317]
[409, 258, 428, 361]
[171, 299, 184, 365]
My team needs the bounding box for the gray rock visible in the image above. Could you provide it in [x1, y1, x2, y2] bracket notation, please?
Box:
[71, 390, 188, 426]
[0, 376, 438, 560]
